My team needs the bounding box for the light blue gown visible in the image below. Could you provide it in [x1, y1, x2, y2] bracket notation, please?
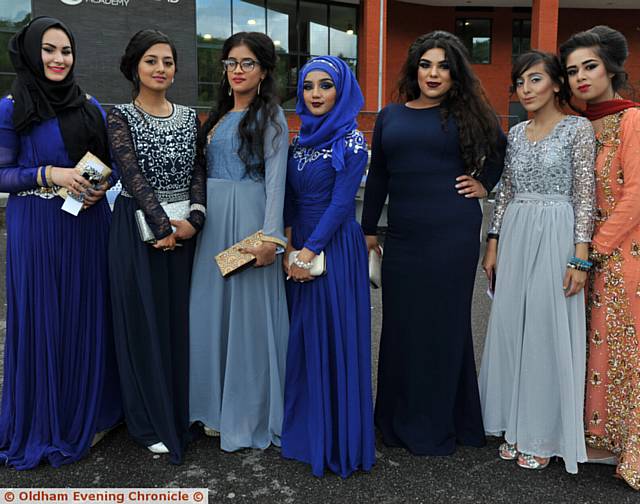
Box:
[189, 109, 289, 451]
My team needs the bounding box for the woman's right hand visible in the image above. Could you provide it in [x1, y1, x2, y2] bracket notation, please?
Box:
[366, 235, 381, 256]
[50, 167, 92, 197]
[482, 239, 498, 282]
[153, 234, 177, 251]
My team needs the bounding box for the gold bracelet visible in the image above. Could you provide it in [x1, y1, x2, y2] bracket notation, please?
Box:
[45, 165, 53, 187]
[36, 166, 43, 186]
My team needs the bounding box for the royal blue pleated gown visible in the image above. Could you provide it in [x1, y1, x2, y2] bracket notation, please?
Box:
[0, 96, 122, 469]
[281, 129, 375, 478]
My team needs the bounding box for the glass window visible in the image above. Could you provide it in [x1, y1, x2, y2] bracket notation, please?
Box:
[512, 19, 531, 60]
[196, 0, 357, 109]
[300, 1, 328, 56]
[233, 0, 266, 35]
[0, 0, 31, 96]
[329, 4, 357, 60]
[267, 0, 296, 54]
[197, 0, 232, 42]
[455, 18, 492, 64]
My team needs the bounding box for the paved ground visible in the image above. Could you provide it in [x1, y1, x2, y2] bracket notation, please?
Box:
[0, 207, 637, 502]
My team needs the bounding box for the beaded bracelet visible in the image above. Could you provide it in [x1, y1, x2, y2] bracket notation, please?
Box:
[567, 256, 592, 272]
[293, 257, 313, 270]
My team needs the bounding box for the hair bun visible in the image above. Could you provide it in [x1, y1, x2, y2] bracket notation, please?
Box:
[588, 25, 629, 66]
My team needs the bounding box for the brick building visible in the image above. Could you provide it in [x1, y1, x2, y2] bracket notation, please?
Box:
[0, 0, 638, 136]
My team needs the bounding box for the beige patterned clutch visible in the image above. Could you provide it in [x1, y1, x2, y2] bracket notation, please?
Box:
[58, 151, 112, 200]
[214, 230, 264, 277]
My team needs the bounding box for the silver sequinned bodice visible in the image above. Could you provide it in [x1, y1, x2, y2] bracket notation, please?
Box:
[488, 115, 596, 243]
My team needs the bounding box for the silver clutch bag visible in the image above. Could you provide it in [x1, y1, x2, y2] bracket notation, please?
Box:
[135, 200, 190, 243]
[369, 246, 383, 289]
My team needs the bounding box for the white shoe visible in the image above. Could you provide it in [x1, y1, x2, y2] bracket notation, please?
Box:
[203, 426, 220, 437]
[147, 442, 170, 454]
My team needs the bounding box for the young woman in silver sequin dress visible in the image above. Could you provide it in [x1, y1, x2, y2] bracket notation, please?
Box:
[479, 51, 596, 473]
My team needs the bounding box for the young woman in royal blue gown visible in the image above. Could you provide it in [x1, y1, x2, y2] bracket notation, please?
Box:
[0, 16, 121, 469]
[281, 56, 375, 478]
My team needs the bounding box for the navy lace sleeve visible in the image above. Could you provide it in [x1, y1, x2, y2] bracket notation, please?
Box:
[88, 96, 120, 188]
[107, 107, 172, 239]
[361, 108, 388, 235]
[0, 97, 42, 192]
[303, 131, 368, 254]
[187, 113, 206, 231]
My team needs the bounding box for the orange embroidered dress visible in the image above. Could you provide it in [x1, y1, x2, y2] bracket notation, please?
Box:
[585, 107, 640, 489]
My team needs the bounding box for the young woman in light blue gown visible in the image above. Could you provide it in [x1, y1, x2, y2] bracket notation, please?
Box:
[189, 32, 289, 451]
[281, 56, 375, 478]
[480, 51, 596, 473]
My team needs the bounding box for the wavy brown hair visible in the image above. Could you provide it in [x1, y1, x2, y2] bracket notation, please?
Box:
[397, 30, 500, 177]
[198, 32, 282, 178]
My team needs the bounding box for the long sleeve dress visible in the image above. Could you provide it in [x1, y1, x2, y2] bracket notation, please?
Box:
[107, 103, 205, 465]
[281, 130, 375, 478]
[360, 103, 505, 455]
[0, 95, 122, 469]
[189, 109, 289, 451]
[479, 116, 595, 474]
[584, 107, 640, 489]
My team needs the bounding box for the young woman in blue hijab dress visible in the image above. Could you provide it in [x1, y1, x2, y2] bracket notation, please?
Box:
[281, 56, 375, 478]
[0, 17, 122, 469]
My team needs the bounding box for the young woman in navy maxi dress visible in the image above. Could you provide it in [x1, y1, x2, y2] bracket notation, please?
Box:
[361, 31, 505, 456]
[281, 56, 375, 478]
[0, 17, 122, 469]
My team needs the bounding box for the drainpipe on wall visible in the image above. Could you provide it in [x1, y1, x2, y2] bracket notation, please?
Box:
[377, 0, 385, 111]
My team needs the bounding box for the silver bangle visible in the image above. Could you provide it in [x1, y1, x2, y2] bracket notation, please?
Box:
[190, 203, 206, 216]
[293, 258, 313, 270]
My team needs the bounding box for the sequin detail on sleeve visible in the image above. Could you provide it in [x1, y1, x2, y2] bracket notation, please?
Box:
[487, 126, 516, 235]
[570, 118, 596, 243]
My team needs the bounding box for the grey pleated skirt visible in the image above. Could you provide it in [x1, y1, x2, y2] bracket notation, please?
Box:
[189, 178, 289, 452]
[479, 193, 587, 474]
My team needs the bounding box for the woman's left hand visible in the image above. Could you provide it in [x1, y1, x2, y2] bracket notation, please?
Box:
[82, 182, 109, 209]
[289, 262, 314, 283]
[171, 219, 197, 241]
[563, 268, 587, 297]
[455, 175, 487, 198]
[240, 241, 277, 267]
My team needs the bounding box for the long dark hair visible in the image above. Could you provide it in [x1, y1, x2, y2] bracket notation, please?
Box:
[119, 29, 178, 100]
[511, 50, 569, 107]
[559, 25, 630, 96]
[199, 32, 282, 178]
[397, 30, 500, 177]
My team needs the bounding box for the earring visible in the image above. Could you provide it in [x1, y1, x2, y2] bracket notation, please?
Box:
[228, 84, 232, 96]
[171, 77, 175, 84]
[257, 80, 262, 96]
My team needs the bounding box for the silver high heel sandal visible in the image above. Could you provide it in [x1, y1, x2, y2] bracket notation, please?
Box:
[517, 453, 550, 470]
[498, 442, 518, 461]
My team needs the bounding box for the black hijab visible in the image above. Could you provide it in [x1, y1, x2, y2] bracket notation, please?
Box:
[8, 16, 110, 165]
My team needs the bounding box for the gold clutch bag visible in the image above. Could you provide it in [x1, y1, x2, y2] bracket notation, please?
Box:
[58, 151, 112, 200]
[214, 230, 264, 277]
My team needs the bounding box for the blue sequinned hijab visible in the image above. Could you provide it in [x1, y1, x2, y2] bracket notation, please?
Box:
[296, 56, 364, 171]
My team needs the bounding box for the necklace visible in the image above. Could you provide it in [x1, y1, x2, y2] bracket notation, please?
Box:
[133, 98, 172, 118]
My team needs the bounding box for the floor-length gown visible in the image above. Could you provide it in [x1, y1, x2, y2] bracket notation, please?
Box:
[281, 130, 375, 478]
[479, 116, 595, 474]
[189, 109, 289, 451]
[0, 96, 122, 469]
[361, 104, 504, 455]
[108, 103, 204, 464]
[584, 107, 640, 489]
